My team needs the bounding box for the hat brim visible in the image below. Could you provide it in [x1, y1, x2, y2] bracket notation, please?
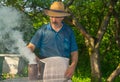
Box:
[44, 9, 70, 17]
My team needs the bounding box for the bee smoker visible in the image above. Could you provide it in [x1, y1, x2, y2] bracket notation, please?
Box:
[28, 64, 38, 80]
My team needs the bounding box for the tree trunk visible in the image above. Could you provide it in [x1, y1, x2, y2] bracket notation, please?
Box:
[89, 48, 102, 82]
[107, 64, 120, 82]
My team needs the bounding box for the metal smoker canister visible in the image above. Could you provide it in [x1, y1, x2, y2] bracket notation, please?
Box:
[28, 64, 38, 80]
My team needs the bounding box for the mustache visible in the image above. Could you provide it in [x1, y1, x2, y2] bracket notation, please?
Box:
[52, 22, 58, 26]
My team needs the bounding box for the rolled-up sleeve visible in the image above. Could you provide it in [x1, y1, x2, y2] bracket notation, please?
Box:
[30, 29, 43, 48]
[70, 31, 78, 52]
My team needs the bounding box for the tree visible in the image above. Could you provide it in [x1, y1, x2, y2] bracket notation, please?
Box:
[66, 0, 119, 82]
[107, 64, 120, 82]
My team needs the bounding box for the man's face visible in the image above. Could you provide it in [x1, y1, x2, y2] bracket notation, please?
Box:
[50, 16, 64, 26]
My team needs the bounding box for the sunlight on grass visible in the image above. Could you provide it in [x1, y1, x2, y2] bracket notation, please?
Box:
[72, 76, 108, 82]
[72, 76, 90, 82]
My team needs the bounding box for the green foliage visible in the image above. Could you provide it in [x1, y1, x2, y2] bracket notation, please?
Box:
[114, 76, 120, 82]
[72, 27, 91, 79]
[100, 28, 120, 77]
[72, 75, 90, 82]
[99, 15, 120, 77]
[70, 0, 108, 36]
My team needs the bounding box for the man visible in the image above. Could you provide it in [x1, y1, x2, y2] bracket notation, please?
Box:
[27, 1, 78, 82]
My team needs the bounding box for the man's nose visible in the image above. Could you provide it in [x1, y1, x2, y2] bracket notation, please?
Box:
[51, 17, 56, 22]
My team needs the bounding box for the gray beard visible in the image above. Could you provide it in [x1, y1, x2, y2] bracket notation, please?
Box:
[52, 22, 59, 27]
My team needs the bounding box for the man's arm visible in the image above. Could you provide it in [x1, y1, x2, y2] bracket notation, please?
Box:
[65, 51, 78, 79]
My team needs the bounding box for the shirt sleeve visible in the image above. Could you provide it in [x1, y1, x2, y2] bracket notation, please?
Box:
[30, 28, 43, 48]
[70, 30, 78, 52]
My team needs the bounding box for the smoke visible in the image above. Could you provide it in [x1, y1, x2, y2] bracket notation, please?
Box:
[0, 6, 36, 64]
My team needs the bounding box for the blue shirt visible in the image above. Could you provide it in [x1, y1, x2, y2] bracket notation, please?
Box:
[30, 22, 78, 58]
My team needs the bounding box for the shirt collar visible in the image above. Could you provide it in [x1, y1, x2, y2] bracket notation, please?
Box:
[47, 23, 52, 30]
[47, 22, 65, 31]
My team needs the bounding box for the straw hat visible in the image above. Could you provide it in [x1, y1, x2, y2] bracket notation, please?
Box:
[44, 1, 70, 17]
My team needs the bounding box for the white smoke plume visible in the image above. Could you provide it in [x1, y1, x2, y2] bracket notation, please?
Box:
[0, 6, 36, 64]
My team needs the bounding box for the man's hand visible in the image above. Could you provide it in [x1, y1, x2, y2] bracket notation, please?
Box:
[65, 51, 78, 79]
[65, 65, 75, 79]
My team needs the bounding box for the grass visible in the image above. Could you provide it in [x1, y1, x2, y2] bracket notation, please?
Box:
[72, 75, 120, 82]
[72, 76, 90, 82]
